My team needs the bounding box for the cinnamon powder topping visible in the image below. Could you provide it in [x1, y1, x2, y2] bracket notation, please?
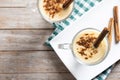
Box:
[43, 0, 67, 18]
[76, 33, 98, 60]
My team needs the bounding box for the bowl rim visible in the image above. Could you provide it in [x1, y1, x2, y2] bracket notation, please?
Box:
[71, 28, 110, 66]
[37, 0, 75, 23]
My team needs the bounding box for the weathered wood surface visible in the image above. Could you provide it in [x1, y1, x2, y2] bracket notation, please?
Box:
[106, 61, 120, 80]
[0, 30, 53, 51]
[0, 0, 53, 29]
[0, 51, 75, 80]
[0, 51, 68, 73]
[0, 8, 53, 29]
[0, 0, 27, 7]
[0, 0, 119, 80]
[0, 73, 75, 80]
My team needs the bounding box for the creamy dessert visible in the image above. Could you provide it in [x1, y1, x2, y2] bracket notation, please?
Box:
[39, 0, 74, 22]
[72, 29, 108, 65]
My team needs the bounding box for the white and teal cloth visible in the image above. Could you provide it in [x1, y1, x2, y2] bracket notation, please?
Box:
[45, 0, 114, 80]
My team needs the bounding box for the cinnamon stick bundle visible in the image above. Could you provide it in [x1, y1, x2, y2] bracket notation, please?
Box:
[107, 18, 114, 49]
[113, 6, 119, 43]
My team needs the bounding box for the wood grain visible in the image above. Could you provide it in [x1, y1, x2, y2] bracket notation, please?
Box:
[0, 0, 119, 80]
[0, 73, 75, 80]
[0, 8, 53, 29]
[0, 0, 38, 8]
[106, 61, 120, 80]
[0, 51, 69, 73]
[0, 0, 27, 8]
[0, 30, 53, 51]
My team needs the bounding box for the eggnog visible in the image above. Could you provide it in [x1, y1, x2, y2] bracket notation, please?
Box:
[72, 29, 108, 65]
[38, 0, 74, 22]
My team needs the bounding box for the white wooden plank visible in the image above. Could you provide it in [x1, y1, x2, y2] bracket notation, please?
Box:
[0, 51, 68, 73]
[0, 73, 75, 80]
[0, 30, 53, 50]
[0, 8, 53, 29]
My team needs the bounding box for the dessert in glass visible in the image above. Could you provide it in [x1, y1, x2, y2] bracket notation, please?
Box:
[59, 28, 109, 65]
[38, 0, 74, 23]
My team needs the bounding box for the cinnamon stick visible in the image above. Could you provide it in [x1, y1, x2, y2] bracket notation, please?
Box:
[62, 0, 73, 9]
[94, 27, 109, 48]
[113, 6, 119, 43]
[107, 18, 114, 49]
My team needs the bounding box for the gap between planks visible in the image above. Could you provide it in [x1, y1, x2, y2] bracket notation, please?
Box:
[0, 28, 54, 30]
[0, 6, 26, 9]
[0, 50, 53, 52]
[0, 72, 70, 74]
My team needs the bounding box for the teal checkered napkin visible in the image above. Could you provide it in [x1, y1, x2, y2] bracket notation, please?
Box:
[46, 0, 114, 80]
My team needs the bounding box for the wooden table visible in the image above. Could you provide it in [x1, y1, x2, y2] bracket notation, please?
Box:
[0, 0, 119, 80]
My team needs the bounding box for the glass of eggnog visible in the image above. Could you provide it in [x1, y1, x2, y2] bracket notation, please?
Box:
[59, 28, 109, 65]
[38, 0, 74, 23]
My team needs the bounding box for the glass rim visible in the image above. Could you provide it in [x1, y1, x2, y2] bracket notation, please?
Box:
[71, 28, 110, 66]
[37, 0, 75, 23]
